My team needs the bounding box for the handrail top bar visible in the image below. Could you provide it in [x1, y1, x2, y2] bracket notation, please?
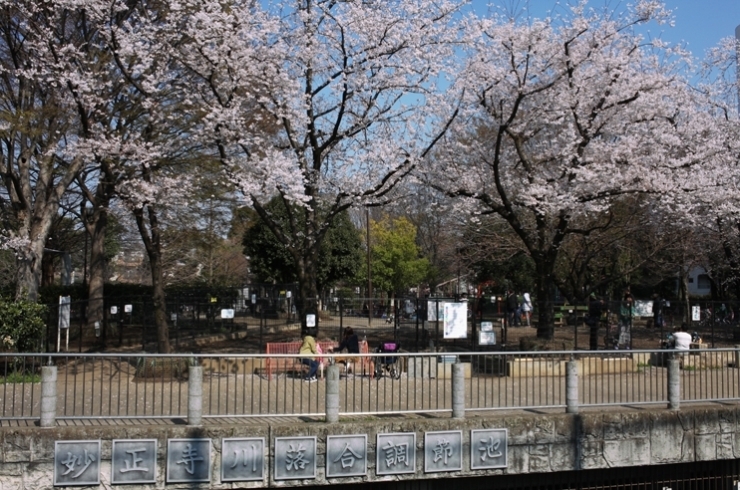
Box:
[1, 348, 737, 359]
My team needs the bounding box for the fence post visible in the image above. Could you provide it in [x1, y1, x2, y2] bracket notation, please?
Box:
[452, 361, 465, 419]
[667, 357, 680, 410]
[188, 363, 203, 425]
[735, 345, 740, 368]
[40, 365, 57, 428]
[566, 359, 579, 414]
[326, 364, 340, 423]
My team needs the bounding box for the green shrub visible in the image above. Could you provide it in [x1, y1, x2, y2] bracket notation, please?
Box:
[0, 300, 47, 353]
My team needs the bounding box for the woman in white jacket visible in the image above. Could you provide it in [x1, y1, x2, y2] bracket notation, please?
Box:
[521, 292, 533, 327]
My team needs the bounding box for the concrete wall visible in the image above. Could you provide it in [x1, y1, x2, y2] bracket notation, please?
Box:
[3, 406, 740, 489]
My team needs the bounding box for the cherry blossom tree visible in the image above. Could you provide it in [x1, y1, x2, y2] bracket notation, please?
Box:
[675, 36, 740, 301]
[0, 1, 91, 302]
[167, 0, 464, 332]
[0, 0, 199, 351]
[426, 1, 712, 339]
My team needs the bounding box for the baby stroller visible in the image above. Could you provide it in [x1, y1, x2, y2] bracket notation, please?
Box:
[374, 342, 402, 379]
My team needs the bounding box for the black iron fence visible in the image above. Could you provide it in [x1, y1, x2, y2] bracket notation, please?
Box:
[39, 292, 740, 354]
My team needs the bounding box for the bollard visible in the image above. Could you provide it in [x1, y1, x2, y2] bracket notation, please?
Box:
[40, 365, 57, 428]
[451, 361, 465, 419]
[565, 360, 578, 414]
[667, 357, 680, 410]
[188, 364, 203, 425]
[326, 364, 340, 423]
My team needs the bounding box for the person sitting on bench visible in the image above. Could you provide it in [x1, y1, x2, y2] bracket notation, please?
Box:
[299, 331, 319, 382]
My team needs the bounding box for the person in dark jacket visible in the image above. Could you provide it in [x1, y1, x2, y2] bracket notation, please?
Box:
[330, 327, 373, 376]
[505, 290, 520, 327]
[335, 327, 359, 354]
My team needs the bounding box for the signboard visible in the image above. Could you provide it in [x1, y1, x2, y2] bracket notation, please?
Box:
[274, 436, 316, 480]
[424, 431, 462, 473]
[481, 321, 493, 332]
[376, 433, 416, 475]
[58, 296, 71, 352]
[478, 331, 496, 345]
[47, 430, 509, 484]
[692, 305, 701, 322]
[221, 437, 265, 482]
[470, 429, 508, 469]
[632, 300, 653, 318]
[221, 309, 235, 319]
[166, 439, 211, 483]
[326, 435, 367, 478]
[306, 314, 316, 328]
[124, 304, 133, 313]
[111, 439, 157, 484]
[427, 301, 447, 322]
[58, 296, 71, 330]
[54, 440, 101, 486]
[443, 302, 467, 339]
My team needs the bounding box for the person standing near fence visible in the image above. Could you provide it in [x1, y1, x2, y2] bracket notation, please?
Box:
[652, 293, 665, 330]
[505, 289, 520, 327]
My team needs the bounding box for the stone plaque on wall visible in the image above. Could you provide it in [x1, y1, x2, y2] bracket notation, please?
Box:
[54, 440, 101, 486]
[326, 434, 367, 478]
[111, 439, 157, 484]
[470, 429, 507, 470]
[376, 433, 416, 475]
[424, 430, 462, 473]
[166, 438, 211, 483]
[274, 436, 317, 481]
[221, 437, 265, 482]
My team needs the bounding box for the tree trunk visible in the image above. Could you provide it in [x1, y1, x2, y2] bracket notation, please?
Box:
[15, 239, 44, 302]
[534, 257, 556, 340]
[680, 270, 691, 326]
[41, 253, 55, 287]
[86, 207, 108, 338]
[134, 205, 171, 353]
[296, 254, 320, 335]
[150, 253, 170, 353]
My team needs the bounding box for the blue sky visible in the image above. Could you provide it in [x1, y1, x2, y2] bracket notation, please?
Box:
[470, 0, 740, 60]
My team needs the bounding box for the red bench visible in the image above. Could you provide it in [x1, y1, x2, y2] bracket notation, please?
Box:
[264, 340, 370, 379]
[264, 341, 335, 380]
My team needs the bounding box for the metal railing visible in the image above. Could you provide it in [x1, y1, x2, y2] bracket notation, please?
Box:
[2, 348, 739, 423]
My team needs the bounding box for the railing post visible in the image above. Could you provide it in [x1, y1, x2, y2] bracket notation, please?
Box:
[667, 356, 680, 410]
[188, 362, 203, 425]
[566, 358, 579, 414]
[40, 364, 57, 428]
[735, 345, 740, 368]
[326, 364, 340, 423]
[452, 361, 465, 419]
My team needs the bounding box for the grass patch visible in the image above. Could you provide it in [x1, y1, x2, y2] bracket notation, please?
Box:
[0, 372, 41, 384]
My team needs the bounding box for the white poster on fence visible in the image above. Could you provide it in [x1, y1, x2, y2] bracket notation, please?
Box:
[57, 295, 71, 353]
[426, 301, 448, 322]
[443, 302, 468, 339]
[58, 296, 71, 330]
